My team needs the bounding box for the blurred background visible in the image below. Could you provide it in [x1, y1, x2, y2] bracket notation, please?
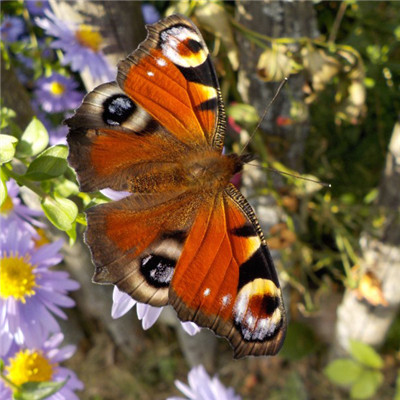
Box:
[1, 1, 399, 399]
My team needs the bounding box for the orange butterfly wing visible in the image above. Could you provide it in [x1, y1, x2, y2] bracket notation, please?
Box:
[117, 14, 225, 150]
[170, 184, 286, 358]
[67, 82, 188, 193]
[86, 191, 195, 307]
[67, 14, 287, 358]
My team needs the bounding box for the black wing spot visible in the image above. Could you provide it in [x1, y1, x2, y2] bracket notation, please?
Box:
[232, 224, 257, 238]
[140, 254, 175, 288]
[186, 38, 203, 53]
[196, 97, 218, 111]
[238, 245, 279, 291]
[102, 94, 136, 126]
[176, 56, 218, 88]
[262, 295, 280, 316]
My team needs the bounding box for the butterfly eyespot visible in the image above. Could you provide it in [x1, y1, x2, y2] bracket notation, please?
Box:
[140, 254, 175, 288]
[102, 94, 136, 126]
[233, 279, 282, 342]
[233, 296, 282, 341]
[159, 25, 207, 68]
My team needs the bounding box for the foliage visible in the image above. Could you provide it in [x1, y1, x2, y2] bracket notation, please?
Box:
[324, 340, 385, 399]
[1, 115, 79, 240]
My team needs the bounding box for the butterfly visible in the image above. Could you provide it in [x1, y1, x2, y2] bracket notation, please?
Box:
[66, 14, 286, 358]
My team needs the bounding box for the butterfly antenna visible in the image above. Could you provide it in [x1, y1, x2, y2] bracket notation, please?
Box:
[239, 77, 288, 156]
[247, 162, 331, 188]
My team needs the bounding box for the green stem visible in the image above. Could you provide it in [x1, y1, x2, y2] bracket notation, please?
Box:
[336, 233, 355, 286]
[328, 1, 348, 45]
[230, 13, 363, 64]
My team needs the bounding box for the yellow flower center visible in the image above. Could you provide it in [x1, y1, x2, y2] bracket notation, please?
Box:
[75, 24, 102, 52]
[6, 350, 55, 386]
[0, 252, 37, 303]
[0, 195, 14, 215]
[49, 82, 65, 96]
[34, 228, 50, 248]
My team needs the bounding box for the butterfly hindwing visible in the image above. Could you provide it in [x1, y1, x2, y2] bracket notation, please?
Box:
[169, 184, 286, 358]
[87, 191, 197, 306]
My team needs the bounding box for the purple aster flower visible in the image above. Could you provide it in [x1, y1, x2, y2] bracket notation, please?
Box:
[0, 16, 25, 42]
[25, 0, 51, 17]
[142, 3, 160, 24]
[34, 73, 83, 113]
[47, 124, 69, 145]
[112, 286, 162, 329]
[36, 10, 115, 82]
[168, 365, 242, 400]
[0, 222, 80, 348]
[0, 329, 14, 359]
[112, 286, 200, 335]
[0, 332, 83, 400]
[101, 188, 131, 201]
[0, 179, 45, 237]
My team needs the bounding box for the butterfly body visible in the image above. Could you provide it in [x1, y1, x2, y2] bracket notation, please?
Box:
[130, 151, 243, 194]
[67, 14, 286, 358]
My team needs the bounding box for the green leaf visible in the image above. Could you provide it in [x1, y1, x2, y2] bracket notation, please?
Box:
[0, 174, 7, 207]
[364, 188, 379, 204]
[16, 118, 49, 157]
[350, 369, 383, 399]
[41, 193, 78, 231]
[54, 178, 79, 198]
[25, 145, 68, 181]
[14, 379, 67, 400]
[0, 107, 16, 129]
[324, 359, 363, 386]
[349, 340, 384, 369]
[0, 134, 18, 164]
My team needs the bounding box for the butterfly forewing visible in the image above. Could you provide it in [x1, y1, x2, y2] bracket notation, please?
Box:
[67, 82, 188, 193]
[117, 14, 226, 150]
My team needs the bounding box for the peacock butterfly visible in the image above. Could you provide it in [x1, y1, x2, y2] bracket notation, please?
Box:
[66, 14, 286, 358]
